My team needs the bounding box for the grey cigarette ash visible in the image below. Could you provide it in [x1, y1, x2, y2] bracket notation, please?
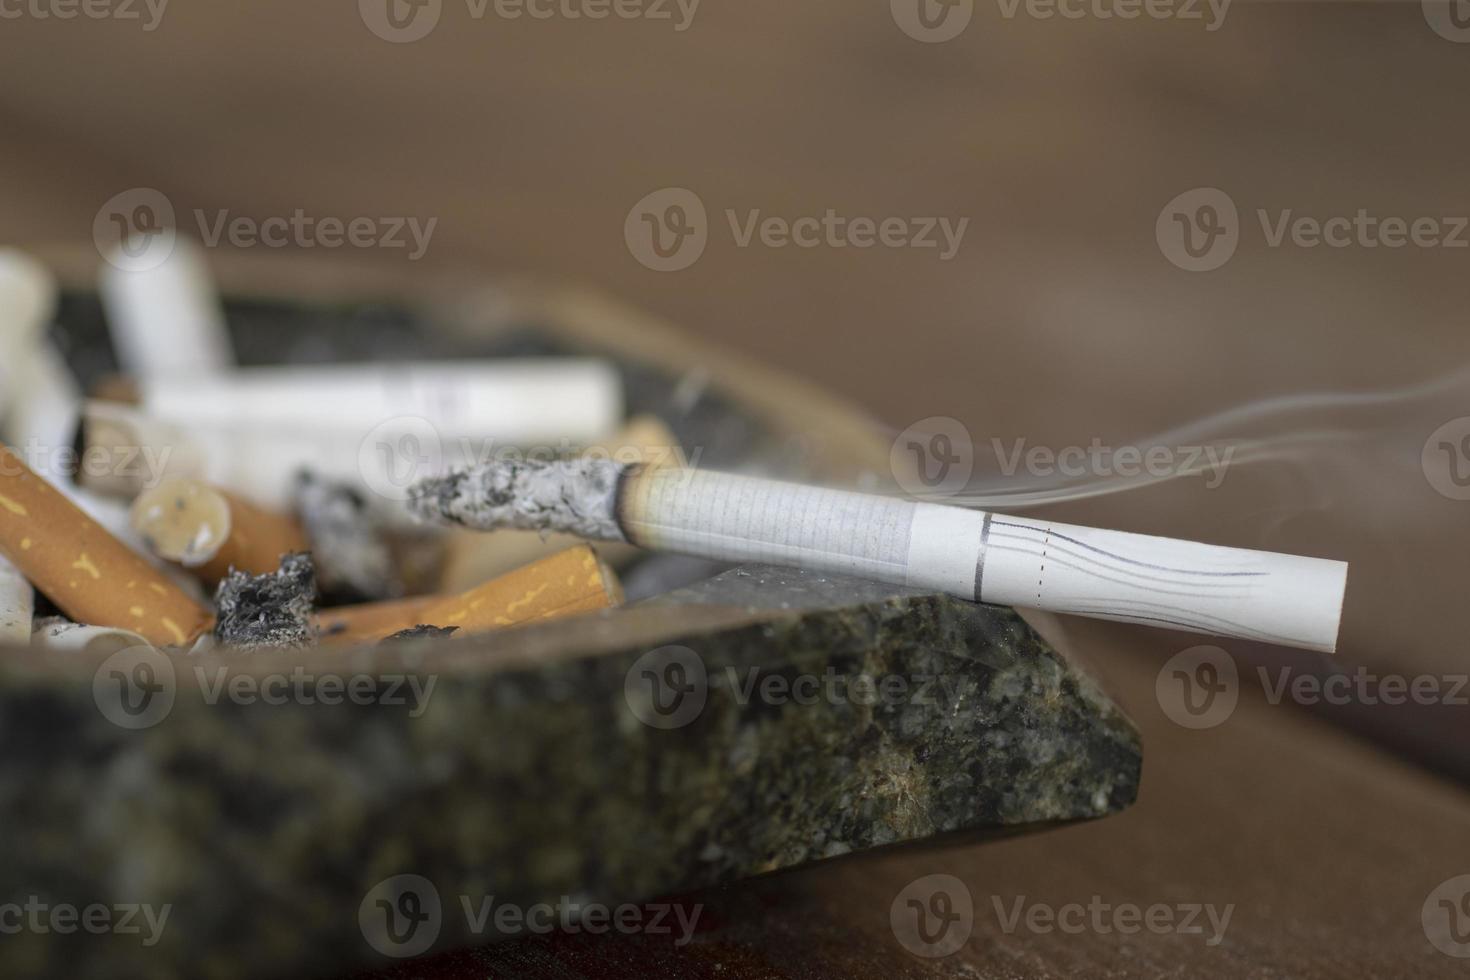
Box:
[406, 457, 628, 542]
[378, 624, 458, 646]
[294, 471, 401, 602]
[213, 552, 318, 651]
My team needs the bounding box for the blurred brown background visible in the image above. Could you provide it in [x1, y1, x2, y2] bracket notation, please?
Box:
[3, 1, 1470, 976]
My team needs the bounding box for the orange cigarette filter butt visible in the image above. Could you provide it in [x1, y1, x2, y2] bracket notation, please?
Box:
[0, 445, 212, 646]
[322, 545, 622, 645]
[316, 594, 441, 646]
[418, 544, 622, 637]
[131, 478, 308, 584]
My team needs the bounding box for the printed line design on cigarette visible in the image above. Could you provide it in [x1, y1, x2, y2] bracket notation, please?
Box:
[407, 460, 1348, 653]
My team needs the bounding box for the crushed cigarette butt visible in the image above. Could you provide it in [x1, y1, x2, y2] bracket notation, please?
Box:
[213, 552, 317, 651]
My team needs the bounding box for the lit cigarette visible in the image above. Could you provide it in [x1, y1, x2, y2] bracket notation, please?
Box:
[319, 545, 621, 644]
[99, 237, 234, 379]
[0, 558, 33, 645]
[130, 477, 309, 584]
[111, 359, 623, 447]
[0, 445, 212, 647]
[409, 461, 1349, 654]
[438, 414, 682, 592]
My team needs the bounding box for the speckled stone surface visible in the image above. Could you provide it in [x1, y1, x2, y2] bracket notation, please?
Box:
[0, 564, 1138, 980]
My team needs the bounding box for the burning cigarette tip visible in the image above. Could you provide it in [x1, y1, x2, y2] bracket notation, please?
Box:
[407, 457, 627, 541]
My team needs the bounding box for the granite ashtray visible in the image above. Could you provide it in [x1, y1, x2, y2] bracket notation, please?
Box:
[0, 276, 1141, 979]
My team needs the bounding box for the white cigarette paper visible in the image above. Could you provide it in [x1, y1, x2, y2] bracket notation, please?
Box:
[32, 619, 153, 657]
[0, 559, 34, 646]
[409, 461, 1348, 654]
[99, 237, 234, 378]
[127, 359, 623, 446]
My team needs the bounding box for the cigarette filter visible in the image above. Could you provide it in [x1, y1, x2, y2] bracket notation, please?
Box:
[123, 359, 623, 446]
[416, 544, 621, 637]
[322, 545, 621, 644]
[0, 445, 212, 647]
[316, 594, 441, 646]
[130, 478, 309, 583]
[0, 557, 33, 646]
[409, 460, 1348, 654]
[99, 237, 233, 379]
